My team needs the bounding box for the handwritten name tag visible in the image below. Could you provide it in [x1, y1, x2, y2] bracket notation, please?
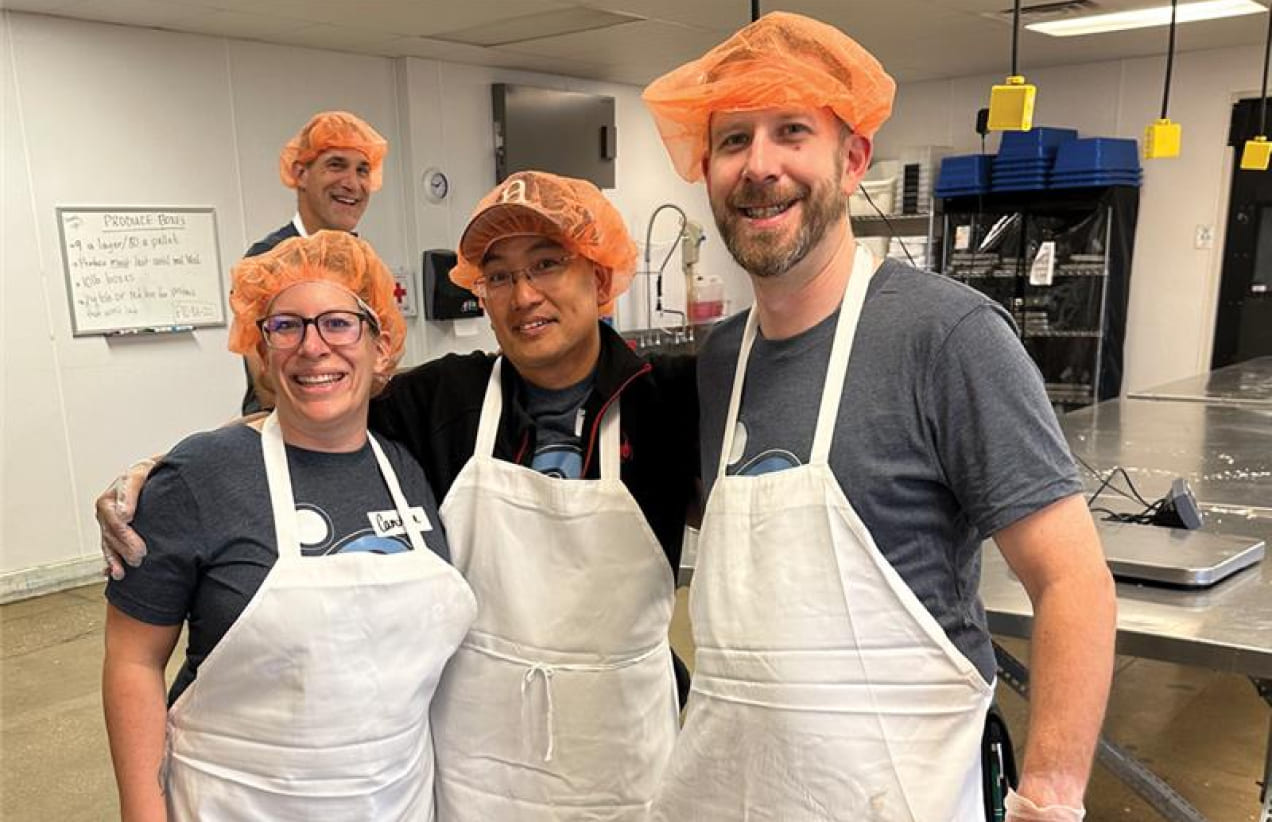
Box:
[368, 506, 433, 538]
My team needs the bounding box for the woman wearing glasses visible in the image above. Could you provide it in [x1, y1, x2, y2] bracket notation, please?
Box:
[101, 230, 476, 821]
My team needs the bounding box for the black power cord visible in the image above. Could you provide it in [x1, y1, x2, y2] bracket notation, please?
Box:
[1160, 0, 1178, 120]
[1010, 0, 1022, 77]
[1079, 455, 1178, 525]
[1261, 0, 1272, 137]
[857, 185, 919, 268]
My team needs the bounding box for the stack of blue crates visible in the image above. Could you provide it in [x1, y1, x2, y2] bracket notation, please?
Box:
[936, 130, 1143, 199]
[1049, 138, 1142, 189]
[934, 154, 992, 198]
[991, 127, 1077, 192]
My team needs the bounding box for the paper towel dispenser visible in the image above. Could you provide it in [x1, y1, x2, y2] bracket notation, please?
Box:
[422, 249, 483, 321]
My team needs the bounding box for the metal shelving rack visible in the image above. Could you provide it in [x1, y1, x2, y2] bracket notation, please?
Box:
[938, 187, 1140, 410]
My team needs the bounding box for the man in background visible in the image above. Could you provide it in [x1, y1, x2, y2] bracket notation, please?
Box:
[241, 110, 387, 412]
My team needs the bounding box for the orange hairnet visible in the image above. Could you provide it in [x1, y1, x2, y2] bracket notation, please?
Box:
[228, 231, 405, 390]
[279, 111, 389, 191]
[451, 171, 637, 315]
[642, 11, 896, 182]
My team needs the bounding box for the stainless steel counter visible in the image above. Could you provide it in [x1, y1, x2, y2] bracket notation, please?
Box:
[980, 540, 1272, 679]
[1128, 356, 1272, 407]
[1061, 397, 1272, 519]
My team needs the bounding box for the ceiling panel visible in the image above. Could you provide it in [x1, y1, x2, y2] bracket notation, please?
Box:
[393, 35, 609, 77]
[290, 0, 576, 37]
[180, 9, 311, 41]
[575, 0, 756, 31]
[0, 0, 89, 13]
[496, 19, 728, 65]
[52, 0, 209, 30]
[176, 0, 337, 16]
[6, 0, 1267, 89]
[268, 23, 406, 55]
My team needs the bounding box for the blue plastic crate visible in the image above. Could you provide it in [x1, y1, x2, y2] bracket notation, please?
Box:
[998, 127, 1079, 159]
[1050, 174, 1141, 183]
[993, 159, 1053, 170]
[936, 186, 989, 198]
[941, 154, 994, 173]
[993, 167, 1052, 178]
[1052, 138, 1141, 174]
[937, 154, 992, 192]
[1050, 177, 1141, 190]
[991, 181, 1050, 192]
[1050, 169, 1142, 181]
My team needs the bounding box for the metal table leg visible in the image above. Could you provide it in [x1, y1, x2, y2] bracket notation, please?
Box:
[993, 642, 1209, 822]
[1254, 680, 1272, 822]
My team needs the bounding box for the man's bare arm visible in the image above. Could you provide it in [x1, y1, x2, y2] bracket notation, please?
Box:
[993, 493, 1116, 817]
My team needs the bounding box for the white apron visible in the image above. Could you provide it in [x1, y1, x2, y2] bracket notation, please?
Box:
[652, 245, 993, 822]
[433, 359, 679, 821]
[165, 412, 477, 821]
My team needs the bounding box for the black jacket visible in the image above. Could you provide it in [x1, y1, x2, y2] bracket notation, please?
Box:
[240, 222, 302, 414]
[368, 323, 700, 571]
[245, 221, 300, 259]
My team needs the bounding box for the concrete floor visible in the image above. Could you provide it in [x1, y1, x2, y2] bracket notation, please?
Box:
[2, 584, 1267, 821]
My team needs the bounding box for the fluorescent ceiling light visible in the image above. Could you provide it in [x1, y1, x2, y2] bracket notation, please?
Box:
[1026, 0, 1266, 36]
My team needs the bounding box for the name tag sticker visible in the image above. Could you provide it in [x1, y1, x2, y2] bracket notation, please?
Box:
[368, 506, 433, 537]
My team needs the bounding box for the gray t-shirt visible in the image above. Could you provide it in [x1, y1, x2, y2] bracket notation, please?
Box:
[105, 425, 450, 703]
[524, 373, 593, 479]
[699, 258, 1082, 683]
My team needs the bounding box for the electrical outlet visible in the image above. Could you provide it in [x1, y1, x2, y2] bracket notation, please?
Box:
[1194, 225, 1214, 250]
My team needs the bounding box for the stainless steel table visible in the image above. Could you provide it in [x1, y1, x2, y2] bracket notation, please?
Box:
[1018, 392, 1272, 821]
[981, 541, 1272, 822]
[981, 543, 1272, 680]
[1060, 397, 1272, 522]
[1129, 356, 1272, 407]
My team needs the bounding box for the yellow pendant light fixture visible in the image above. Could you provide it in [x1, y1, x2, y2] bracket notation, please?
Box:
[1145, 0, 1183, 158]
[988, 0, 1037, 131]
[1240, 2, 1272, 170]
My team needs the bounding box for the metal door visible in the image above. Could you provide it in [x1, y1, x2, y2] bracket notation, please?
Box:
[1214, 98, 1272, 368]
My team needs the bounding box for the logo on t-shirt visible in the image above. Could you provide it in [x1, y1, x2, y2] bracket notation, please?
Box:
[532, 443, 584, 479]
[295, 503, 417, 556]
[726, 419, 802, 476]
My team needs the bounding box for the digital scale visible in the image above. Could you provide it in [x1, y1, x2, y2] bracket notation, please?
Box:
[1097, 520, 1266, 587]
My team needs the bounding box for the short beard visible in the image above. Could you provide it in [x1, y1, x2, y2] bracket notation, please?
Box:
[711, 157, 846, 280]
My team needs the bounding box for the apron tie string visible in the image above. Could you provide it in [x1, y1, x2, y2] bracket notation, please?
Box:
[160, 721, 174, 796]
[521, 664, 557, 762]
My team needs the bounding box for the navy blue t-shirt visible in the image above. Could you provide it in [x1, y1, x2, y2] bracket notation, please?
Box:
[106, 425, 449, 703]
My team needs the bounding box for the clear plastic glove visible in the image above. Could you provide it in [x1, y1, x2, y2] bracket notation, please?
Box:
[1005, 788, 1085, 822]
[96, 457, 158, 580]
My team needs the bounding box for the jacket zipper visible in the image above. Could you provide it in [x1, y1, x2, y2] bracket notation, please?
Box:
[580, 362, 652, 478]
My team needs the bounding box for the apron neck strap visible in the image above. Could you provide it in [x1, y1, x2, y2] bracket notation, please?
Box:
[717, 308, 759, 481]
[366, 434, 428, 552]
[475, 358, 506, 458]
[810, 243, 876, 465]
[262, 412, 301, 559]
[717, 243, 877, 476]
[597, 402, 621, 480]
[262, 411, 428, 557]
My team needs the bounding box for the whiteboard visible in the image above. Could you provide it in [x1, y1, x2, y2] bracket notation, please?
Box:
[57, 207, 227, 336]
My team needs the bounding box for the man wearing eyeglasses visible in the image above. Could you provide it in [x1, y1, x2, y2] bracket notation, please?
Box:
[98, 171, 699, 821]
[240, 111, 388, 414]
[362, 171, 697, 820]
